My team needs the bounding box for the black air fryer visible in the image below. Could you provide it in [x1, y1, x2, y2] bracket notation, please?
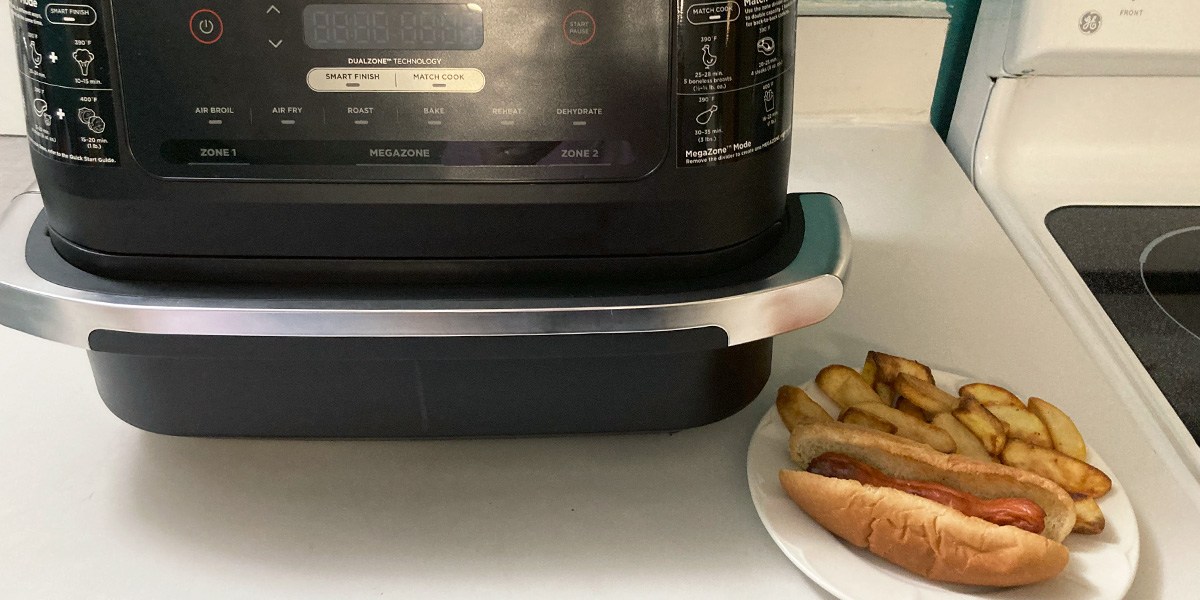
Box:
[0, 0, 849, 437]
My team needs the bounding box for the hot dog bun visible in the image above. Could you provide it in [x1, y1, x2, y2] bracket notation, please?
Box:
[779, 422, 1075, 587]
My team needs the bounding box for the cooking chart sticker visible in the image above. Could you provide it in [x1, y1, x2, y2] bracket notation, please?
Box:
[677, 0, 796, 167]
[10, 0, 119, 166]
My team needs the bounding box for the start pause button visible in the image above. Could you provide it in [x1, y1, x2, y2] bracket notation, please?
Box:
[563, 10, 596, 46]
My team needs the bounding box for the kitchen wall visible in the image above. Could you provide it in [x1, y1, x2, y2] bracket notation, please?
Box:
[0, 1, 978, 137]
[798, 0, 981, 136]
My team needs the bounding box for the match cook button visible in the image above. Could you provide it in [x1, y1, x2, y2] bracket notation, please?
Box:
[686, 1, 741, 25]
[307, 68, 486, 93]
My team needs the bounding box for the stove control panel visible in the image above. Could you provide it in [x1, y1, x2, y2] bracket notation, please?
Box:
[1004, 0, 1200, 76]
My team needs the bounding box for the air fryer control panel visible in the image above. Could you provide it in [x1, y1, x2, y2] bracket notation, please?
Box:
[121, 0, 673, 181]
[12, 0, 795, 183]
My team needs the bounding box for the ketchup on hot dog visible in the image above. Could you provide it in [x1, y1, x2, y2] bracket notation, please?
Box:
[807, 452, 1047, 534]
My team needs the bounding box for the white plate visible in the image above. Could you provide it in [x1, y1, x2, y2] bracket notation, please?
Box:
[747, 369, 1139, 599]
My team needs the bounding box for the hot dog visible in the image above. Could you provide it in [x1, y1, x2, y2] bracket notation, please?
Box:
[779, 422, 1076, 587]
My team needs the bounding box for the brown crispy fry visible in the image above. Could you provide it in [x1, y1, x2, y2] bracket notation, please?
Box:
[931, 412, 993, 462]
[776, 386, 834, 432]
[843, 402, 956, 453]
[1000, 439, 1112, 498]
[960, 383, 1024, 408]
[952, 396, 1008, 456]
[987, 404, 1054, 449]
[816, 365, 886, 411]
[839, 406, 899, 435]
[1072, 497, 1106, 534]
[1028, 397, 1088, 461]
[895, 373, 960, 414]
[865, 351, 935, 386]
[893, 397, 926, 420]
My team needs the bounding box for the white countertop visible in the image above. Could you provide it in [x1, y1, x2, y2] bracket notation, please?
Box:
[2, 122, 1198, 599]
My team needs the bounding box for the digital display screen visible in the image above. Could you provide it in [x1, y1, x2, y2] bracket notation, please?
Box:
[303, 4, 484, 50]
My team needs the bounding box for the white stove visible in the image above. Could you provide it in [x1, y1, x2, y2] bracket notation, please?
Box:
[949, 0, 1200, 475]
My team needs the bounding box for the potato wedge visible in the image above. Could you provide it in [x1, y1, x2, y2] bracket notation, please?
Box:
[816, 365, 885, 410]
[987, 404, 1054, 448]
[839, 406, 899, 435]
[959, 383, 1024, 408]
[861, 356, 878, 386]
[931, 412, 992, 462]
[845, 402, 956, 453]
[1072, 497, 1106, 534]
[952, 397, 1008, 456]
[894, 373, 960, 414]
[1028, 397, 1087, 461]
[874, 382, 897, 405]
[1000, 439, 1112, 498]
[776, 386, 833, 432]
[893, 397, 925, 420]
[865, 351, 934, 385]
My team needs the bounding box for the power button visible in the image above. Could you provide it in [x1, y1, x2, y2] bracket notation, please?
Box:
[190, 9, 224, 45]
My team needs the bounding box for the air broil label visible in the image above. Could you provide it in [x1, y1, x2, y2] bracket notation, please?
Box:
[676, 0, 796, 167]
[10, 0, 119, 166]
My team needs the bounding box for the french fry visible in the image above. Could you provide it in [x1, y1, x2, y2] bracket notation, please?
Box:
[960, 383, 1024, 408]
[931, 412, 992, 462]
[816, 365, 886, 410]
[1072, 497, 1106, 534]
[865, 351, 934, 385]
[845, 402, 957, 453]
[1000, 439, 1112, 498]
[987, 404, 1054, 448]
[894, 397, 926, 420]
[840, 406, 899, 435]
[952, 396, 1008, 456]
[894, 373, 960, 414]
[776, 386, 833, 432]
[1028, 397, 1087, 461]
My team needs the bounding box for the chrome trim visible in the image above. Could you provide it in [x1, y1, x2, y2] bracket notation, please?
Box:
[0, 193, 849, 348]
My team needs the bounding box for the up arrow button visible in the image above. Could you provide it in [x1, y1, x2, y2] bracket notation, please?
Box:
[266, 5, 281, 14]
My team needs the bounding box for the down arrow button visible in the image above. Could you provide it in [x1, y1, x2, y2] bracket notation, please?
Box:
[269, 39, 283, 48]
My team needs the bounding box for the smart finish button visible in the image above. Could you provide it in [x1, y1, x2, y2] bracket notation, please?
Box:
[189, 9, 223, 45]
[44, 4, 99, 26]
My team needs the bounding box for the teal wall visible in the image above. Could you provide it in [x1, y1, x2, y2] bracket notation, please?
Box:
[932, 0, 981, 138]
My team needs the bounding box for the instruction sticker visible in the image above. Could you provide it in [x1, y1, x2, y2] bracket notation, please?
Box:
[676, 0, 796, 167]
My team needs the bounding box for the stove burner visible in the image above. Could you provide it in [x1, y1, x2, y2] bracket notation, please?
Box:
[1142, 226, 1200, 342]
[1046, 206, 1200, 442]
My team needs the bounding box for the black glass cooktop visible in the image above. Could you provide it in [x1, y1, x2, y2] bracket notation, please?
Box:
[1046, 206, 1200, 441]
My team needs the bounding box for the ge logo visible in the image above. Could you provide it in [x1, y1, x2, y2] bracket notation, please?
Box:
[1079, 10, 1102, 35]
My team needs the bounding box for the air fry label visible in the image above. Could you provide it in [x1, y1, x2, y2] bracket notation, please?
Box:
[676, 0, 796, 167]
[11, 0, 120, 166]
